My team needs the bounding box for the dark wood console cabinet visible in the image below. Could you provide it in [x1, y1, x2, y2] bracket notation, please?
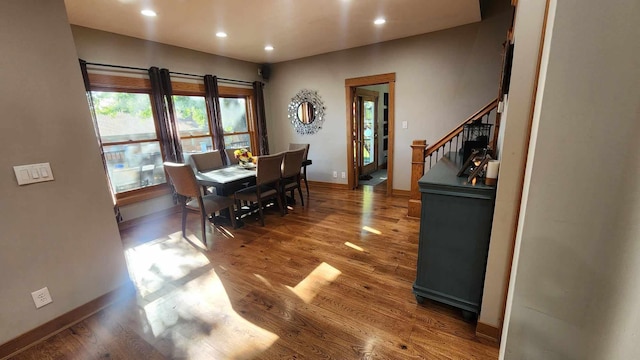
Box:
[412, 153, 496, 317]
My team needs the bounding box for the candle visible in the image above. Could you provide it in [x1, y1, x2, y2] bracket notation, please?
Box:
[485, 160, 500, 185]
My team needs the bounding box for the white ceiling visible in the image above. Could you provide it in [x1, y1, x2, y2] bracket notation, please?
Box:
[64, 0, 481, 64]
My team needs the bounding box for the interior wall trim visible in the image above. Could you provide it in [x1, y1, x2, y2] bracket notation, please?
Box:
[392, 189, 411, 197]
[476, 321, 501, 343]
[118, 205, 180, 230]
[306, 181, 350, 190]
[0, 281, 136, 360]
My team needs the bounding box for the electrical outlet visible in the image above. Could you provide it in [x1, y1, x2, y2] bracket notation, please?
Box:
[31, 287, 53, 309]
[332, 171, 338, 178]
[341, 172, 346, 179]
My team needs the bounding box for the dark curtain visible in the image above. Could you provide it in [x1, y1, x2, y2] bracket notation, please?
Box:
[79, 59, 122, 222]
[204, 75, 229, 164]
[253, 81, 270, 155]
[148, 66, 183, 163]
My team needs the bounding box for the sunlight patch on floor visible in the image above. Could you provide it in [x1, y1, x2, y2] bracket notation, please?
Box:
[127, 236, 279, 359]
[137, 268, 279, 359]
[254, 273, 274, 288]
[286, 262, 341, 303]
[362, 226, 382, 235]
[124, 232, 210, 297]
[345, 241, 365, 252]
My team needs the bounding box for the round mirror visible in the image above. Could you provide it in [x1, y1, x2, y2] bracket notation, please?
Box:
[297, 102, 315, 124]
[288, 89, 325, 135]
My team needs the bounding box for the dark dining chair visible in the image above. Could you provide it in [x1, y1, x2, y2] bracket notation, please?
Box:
[281, 148, 306, 212]
[225, 148, 240, 165]
[188, 150, 224, 172]
[233, 152, 285, 226]
[187, 150, 224, 194]
[288, 143, 310, 196]
[164, 162, 236, 245]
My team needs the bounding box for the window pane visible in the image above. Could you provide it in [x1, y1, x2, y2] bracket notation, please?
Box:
[224, 134, 251, 150]
[91, 91, 157, 143]
[220, 97, 248, 134]
[181, 137, 213, 154]
[103, 143, 166, 193]
[173, 95, 210, 137]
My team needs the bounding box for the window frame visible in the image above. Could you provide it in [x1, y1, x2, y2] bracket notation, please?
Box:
[88, 73, 170, 206]
[172, 82, 258, 153]
[86, 75, 258, 206]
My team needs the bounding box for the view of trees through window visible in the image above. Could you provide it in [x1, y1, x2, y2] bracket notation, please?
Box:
[173, 95, 211, 153]
[220, 97, 251, 150]
[89, 81, 256, 200]
[91, 91, 166, 194]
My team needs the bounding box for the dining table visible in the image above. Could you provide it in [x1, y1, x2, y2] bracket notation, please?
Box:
[195, 164, 256, 196]
[195, 164, 257, 227]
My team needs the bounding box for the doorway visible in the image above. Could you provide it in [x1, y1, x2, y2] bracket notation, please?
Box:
[345, 73, 396, 194]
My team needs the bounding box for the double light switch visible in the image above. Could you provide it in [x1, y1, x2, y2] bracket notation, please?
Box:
[13, 163, 54, 185]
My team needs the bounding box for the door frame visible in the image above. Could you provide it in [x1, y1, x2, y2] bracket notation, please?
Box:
[345, 73, 396, 194]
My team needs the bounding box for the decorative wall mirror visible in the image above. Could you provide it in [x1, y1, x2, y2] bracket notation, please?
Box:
[288, 89, 326, 135]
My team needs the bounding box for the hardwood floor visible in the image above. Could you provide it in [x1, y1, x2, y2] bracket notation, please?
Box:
[10, 186, 498, 359]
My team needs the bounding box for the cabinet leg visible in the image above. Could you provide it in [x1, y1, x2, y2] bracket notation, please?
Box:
[414, 294, 426, 304]
[462, 310, 477, 322]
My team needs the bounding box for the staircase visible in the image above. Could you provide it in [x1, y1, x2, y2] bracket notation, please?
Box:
[408, 98, 500, 218]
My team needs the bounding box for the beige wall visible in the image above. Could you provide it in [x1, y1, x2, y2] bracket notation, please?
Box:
[502, 0, 640, 358]
[70, 26, 263, 221]
[479, 0, 547, 330]
[71, 26, 261, 81]
[266, 7, 512, 188]
[0, 0, 129, 345]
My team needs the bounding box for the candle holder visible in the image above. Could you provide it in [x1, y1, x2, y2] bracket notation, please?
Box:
[484, 160, 500, 186]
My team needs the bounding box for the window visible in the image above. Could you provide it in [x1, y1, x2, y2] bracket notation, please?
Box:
[173, 95, 213, 153]
[172, 83, 257, 153]
[86, 75, 257, 205]
[88, 74, 169, 205]
[219, 87, 256, 152]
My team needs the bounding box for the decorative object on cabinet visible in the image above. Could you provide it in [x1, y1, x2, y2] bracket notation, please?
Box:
[457, 147, 495, 183]
[288, 89, 326, 135]
[461, 119, 492, 163]
[484, 160, 500, 186]
[413, 152, 496, 320]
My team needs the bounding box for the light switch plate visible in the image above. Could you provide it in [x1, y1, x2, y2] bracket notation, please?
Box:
[13, 163, 54, 185]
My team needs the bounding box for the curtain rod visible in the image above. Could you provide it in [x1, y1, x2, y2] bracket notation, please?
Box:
[82, 60, 254, 86]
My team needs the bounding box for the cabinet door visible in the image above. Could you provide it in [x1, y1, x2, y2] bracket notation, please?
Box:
[415, 191, 494, 310]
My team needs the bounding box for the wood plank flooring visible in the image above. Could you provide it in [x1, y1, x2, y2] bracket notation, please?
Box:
[10, 185, 498, 359]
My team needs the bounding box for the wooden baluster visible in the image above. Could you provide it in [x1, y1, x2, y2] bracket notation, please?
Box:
[409, 140, 427, 218]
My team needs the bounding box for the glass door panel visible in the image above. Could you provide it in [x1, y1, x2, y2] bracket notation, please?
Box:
[362, 100, 375, 167]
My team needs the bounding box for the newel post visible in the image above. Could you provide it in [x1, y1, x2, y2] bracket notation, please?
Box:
[408, 140, 427, 218]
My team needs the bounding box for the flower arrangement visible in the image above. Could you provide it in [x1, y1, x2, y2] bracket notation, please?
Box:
[233, 148, 254, 164]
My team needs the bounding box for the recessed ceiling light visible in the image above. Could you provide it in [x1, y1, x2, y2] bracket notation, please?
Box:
[216, 32, 227, 38]
[374, 18, 386, 25]
[265, 45, 274, 51]
[141, 9, 157, 17]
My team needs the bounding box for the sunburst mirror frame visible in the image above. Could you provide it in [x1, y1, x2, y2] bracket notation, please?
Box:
[288, 89, 326, 135]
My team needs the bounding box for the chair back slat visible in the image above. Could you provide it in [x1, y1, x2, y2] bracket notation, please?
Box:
[289, 143, 309, 162]
[225, 148, 240, 165]
[164, 162, 201, 198]
[189, 150, 224, 172]
[282, 148, 306, 178]
[256, 153, 285, 185]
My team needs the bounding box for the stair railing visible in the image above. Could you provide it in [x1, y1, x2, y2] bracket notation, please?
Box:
[408, 98, 500, 218]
